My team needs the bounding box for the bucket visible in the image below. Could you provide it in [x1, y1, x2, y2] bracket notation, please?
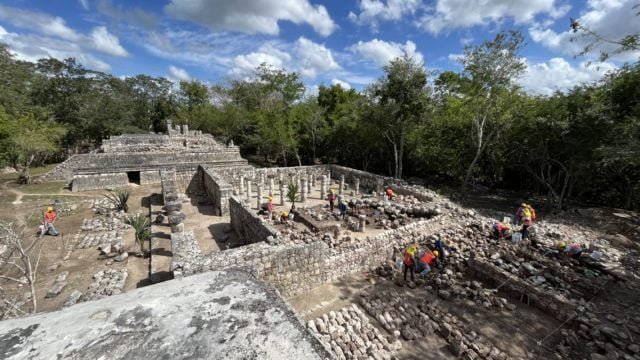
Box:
[503, 217, 511, 224]
[511, 232, 522, 243]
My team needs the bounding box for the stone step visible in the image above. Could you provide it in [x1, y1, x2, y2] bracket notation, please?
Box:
[150, 201, 174, 284]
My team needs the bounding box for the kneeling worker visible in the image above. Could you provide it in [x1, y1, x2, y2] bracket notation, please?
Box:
[492, 222, 512, 239]
[416, 249, 438, 276]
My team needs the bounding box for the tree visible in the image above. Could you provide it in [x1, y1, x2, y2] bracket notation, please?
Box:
[286, 182, 300, 210]
[0, 221, 43, 315]
[368, 56, 429, 178]
[0, 106, 67, 182]
[457, 30, 526, 194]
[570, 4, 640, 62]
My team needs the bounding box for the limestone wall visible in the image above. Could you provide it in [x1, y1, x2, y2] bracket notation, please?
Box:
[71, 173, 129, 192]
[201, 166, 232, 216]
[140, 170, 161, 185]
[327, 165, 386, 193]
[229, 196, 280, 244]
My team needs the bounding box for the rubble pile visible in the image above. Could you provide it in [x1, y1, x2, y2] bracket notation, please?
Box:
[308, 304, 401, 360]
[555, 312, 640, 359]
[83, 268, 128, 300]
[76, 230, 123, 250]
[358, 289, 511, 359]
[80, 216, 128, 232]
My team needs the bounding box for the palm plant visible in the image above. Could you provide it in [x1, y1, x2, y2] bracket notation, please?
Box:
[104, 188, 130, 212]
[125, 213, 150, 254]
[286, 182, 299, 210]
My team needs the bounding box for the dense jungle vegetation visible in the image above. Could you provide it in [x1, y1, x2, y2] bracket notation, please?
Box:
[1, 30, 638, 211]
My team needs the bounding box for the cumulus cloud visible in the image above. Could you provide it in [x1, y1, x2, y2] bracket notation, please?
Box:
[0, 4, 82, 41]
[417, 0, 569, 34]
[519, 57, 617, 95]
[90, 26, 129, 57]
[348, 0, 422, 30]
[168, 65, 191, 82]
[331, 79, 351, 89]
[164, 0, 337, 36]
[296, 37, 340, 78]
[349, 39, 424, 67]
[229, 44, 292, 77]
[97, 0, 158, 30]
[529, 0, 640, 61]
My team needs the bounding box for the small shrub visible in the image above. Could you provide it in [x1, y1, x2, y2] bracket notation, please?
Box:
[125, 213, 150, 253]
[104, 188, 130, 212]
[286, 182, 299, 210]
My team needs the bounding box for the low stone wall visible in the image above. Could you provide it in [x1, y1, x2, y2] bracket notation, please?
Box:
[229, 196, 280, 244]
[140, 170, 161, 185]
[467, 257, 576, 322]
[200, 166, 232, 216]
[171, 231, 204, 277]
[71, 173, 129, 192]
[328, 165, 385, 193]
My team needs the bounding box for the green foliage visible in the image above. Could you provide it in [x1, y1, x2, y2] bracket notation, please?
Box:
[286, 182, 299, 210]
[125, 213, 150, 253]
[104, 188, 130, 212]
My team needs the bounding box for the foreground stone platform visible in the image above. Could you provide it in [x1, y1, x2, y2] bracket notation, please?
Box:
[0, 270, 330, 360]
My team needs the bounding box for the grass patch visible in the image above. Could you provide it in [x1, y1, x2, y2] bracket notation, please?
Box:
[20, 194, 79, 204]
[0, 192, 16, 204]
[0, 164, 59, 181]
[16, 181, 67, 194]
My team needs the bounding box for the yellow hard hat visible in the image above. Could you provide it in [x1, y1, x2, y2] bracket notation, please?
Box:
[46, 206, 54, 212]
[268, 195, 273, 200]
[521, 203, 526, 207]
[557, 241, 566, 249]
[407, 246, 417, 255]
[433, 250, 439, 257]
[330, 189, 334, 193]
[281, 211, 288, 217]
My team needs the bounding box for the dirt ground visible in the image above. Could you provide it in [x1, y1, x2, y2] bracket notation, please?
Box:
[0, 174, 154, 316]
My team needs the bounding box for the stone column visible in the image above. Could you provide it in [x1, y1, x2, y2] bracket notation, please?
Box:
[279, 172, 284, 184]
[327, 171, 331, 188]
[269, 178, 275, 197]
[239, 177, 245, 196]
[358, 215, 367, 232]
[280, 183, 286, 206]
[321, 175, 327, 200]
[246, 180, 252, 202]
[257, 185, 263, 210]
[307, 174, 312, 195]
[339, 175, 345, 195]
[301, 178, 308, 202]
[354, 178, 360, 196]
[311, 173, 316, 188]
[376, 179, 384, 194]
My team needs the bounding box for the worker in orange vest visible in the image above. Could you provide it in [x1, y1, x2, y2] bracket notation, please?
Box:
[43, 206, 59, 236]
[403, 245, 417, 282]
[416, 249, 439, 276]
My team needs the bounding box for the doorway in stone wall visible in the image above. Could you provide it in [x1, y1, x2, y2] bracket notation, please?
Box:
[127, 171, 141, 185]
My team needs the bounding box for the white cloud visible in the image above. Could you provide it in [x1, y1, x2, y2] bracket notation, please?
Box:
[0, 4, 82, 41]
[164, 0, 337, 36]
[97, 0, 158, 30]
[90, 26, 129, 57]
[417, 0, 568, 34]
[0, 27, 111, 71]
[331, 79, 351, 89]
[519, 57, 617, 95]
[348, 0, 422, 30]
[349, 39, 424, 67]
[79, 0, 89, 11]
[229, 44, 292, 77]
[529, 0, 640, 61]
[296, 37, 340, 78]
[168, 65, 191, 82]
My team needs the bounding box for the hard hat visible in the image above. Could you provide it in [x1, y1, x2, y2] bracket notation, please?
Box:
[282, 211, 288, 217]
[268, 195, 273, 200]
[558, 241, 566, 249]
[46, 206, 54, 212]
[433, 250, 439, 257]
[330, 189, 334, 194]
[521, 203, 526, 207]
[505, 224, 512, 230]
[407, 246, 417, 255]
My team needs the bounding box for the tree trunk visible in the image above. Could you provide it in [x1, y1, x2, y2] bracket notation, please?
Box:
[397, 127, 405, 179]
[295, 152, 302, 167]
[462, 144, 482, 195]
[392, 143, 399, 179]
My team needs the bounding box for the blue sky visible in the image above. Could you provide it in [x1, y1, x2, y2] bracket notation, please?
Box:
[0, 0, 638, 95]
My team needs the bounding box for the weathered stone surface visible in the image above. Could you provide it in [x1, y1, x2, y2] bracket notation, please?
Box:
[0, 271, 330, 360]
[114, 252, 129, 262]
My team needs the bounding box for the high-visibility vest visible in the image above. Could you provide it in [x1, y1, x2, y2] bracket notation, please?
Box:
[420, 252, 436, 266]
[45, 212, 56, 224]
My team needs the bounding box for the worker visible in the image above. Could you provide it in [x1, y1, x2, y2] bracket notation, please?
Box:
[403, 245, 417, 283]
[338, 198, 349, 221]
[327, 189, 337, 212]
[416, 249, 439, 276]
[280, 211, 289, 224]
[385, 187, 396, 201]
[492, 222, 512, 239]
[434, 235, 446, 265]
[515, 203, 527, 225]
[267, 195, 275, 217]
[43, 206, 59, 236]
[521, 204, 536, 239]
[563, 242, 584, 259]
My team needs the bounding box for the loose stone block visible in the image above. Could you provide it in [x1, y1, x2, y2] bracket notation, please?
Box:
[339, 175, 345, 195]
[321, 175, 328, 200]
